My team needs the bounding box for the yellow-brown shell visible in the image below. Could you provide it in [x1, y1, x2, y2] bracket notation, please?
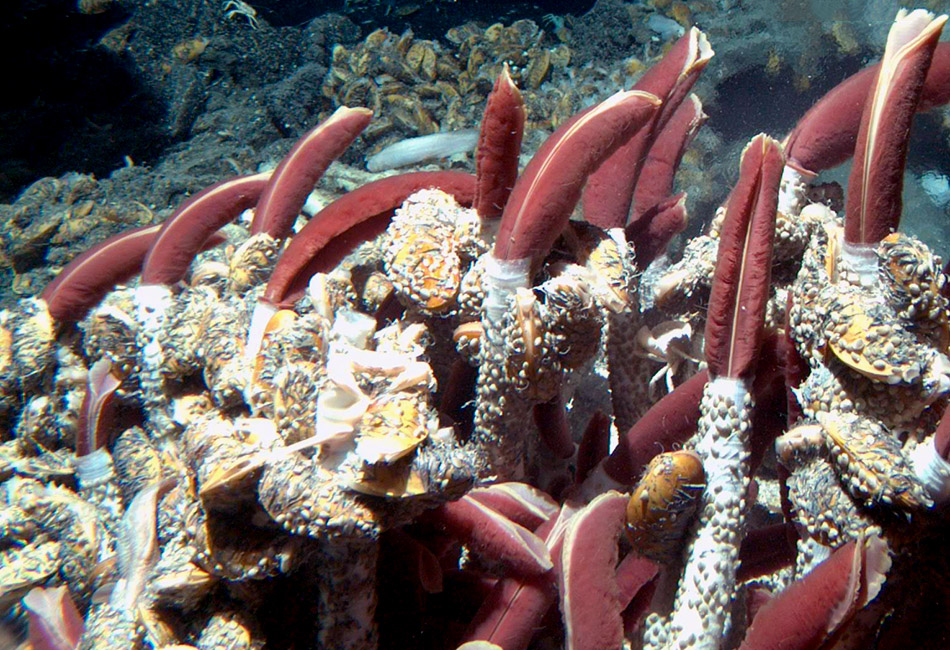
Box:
[384, 189, 482, 316]
[818, 412, 932, 510]
[356, 392, 433, 464]
[345, 461, 429, 498]
[626, 450, 705, 562]
[826, 307, 896, 381]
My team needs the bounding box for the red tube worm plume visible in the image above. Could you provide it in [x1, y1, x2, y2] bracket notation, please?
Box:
[75, 358, 122, 456]
[624, 192, 689, 268]
[575, 411, 611, 486]
[614, 553, 658, 620]
[845, 10, 947, 248]
[631, 93, 707, 221]
[601, 368, 707, 487]
[782, 65, 878, 178]
[421, 494, 553, 578]
[462, 516, 559, 650]
[475, 64, 525, 221]
[783, 41, 950, 177]
[493, 90, 660, 266]
[704, 134, 783, 381]
[262, 170, 475, 308]
[40, 224, 162, 325]
[583, 28, 712, 230]
[140, 172, 270, 286]
[559, 491, 628, 650]
[23, 586, 84, 650]
[246, 171, 475, 356]
[249, 106, 373, 240]
[273, 211, 393, 307]
[533, 394, 575, 460]
[467, 482, 559, 531]
[738, 534, 891, 650]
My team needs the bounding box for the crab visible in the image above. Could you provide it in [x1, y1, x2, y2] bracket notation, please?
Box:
[633, 319, 703, 400]
[222, 0, 260, 30]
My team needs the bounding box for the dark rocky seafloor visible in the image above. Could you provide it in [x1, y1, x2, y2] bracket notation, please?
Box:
[2, 0, 950, 307]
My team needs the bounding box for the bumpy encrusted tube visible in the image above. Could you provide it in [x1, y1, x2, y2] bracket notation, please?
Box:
[317, 537, 379, 650]
[472, 255, 533, 479]
[134, 283, 175, 436]
[667, 377, 752, 649]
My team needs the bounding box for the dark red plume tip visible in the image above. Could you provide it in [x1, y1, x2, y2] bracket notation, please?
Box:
[602, 369, 707, 485]
[632, 94, 706, 220]
[560, 492, 628, 650]
[494, 90, 660, 265]
[475, 64, 526, 221]
[625, 192, 689, 268]
[583, 28, 712, 229]
[704, 134, 783, 380]
[575, 411, 611, 486]
[250, 106, 373, 240]
[41, 224, 162, 324]
[785, 41, 950, 176]
[736, 523, 797, 582]
[739, 535, 890, 650]
[533, 394, 575, 460]
[844, 11, 947, 246]
[141, 172, 270, 286]
[263, 170, 475, 308]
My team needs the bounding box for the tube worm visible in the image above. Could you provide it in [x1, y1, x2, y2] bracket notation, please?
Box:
[780, 37, 950, 217]
[475, 91, 658, 479]
[467, 482, 560, 531]
[75, 358, 122, 457]
[625, 192, 689, 269]
[474, 64, 526, 221]
[844, 10, 947, 254]
[112, 478, 176, 613]
[492, 90, 660, 266]
[735, 523, 797, 582]
[246, 171, 475, 359]
[422, 495, 553, 577]
[784, 42, 950, 177]
[583, 28, 713, 229]
[461, 516, 560, 650]
[140, 172, 270, 286]
[533, 395, 576, 460]
[660, 135, 782, 650]
[738, 534, 890, 650]
[631, 94, 707, 221]
[249, 106, 373, 240]
[575, 412, 611, 487]
[74, 358, 124, 524]
[24, 586, 84, 650]
[40, 224, 162, 324]
[559, 492, 628, 650]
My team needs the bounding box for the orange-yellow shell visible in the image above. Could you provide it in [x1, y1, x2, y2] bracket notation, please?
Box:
[626, 450, 705, 561]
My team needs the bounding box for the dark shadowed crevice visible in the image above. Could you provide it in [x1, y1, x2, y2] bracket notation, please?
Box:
[0, 2, 166, 202]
